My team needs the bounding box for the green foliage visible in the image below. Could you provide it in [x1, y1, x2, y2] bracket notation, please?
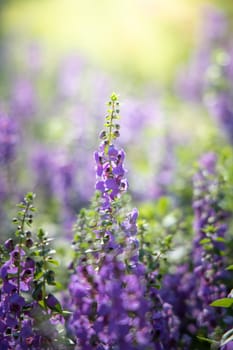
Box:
[72, 192, 135, 264]
[210, 298, 233, 308]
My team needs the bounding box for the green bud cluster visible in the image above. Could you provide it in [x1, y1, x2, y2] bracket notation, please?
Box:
[99, 92, 121, 146]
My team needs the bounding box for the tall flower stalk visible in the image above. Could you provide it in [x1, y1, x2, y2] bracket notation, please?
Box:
[0, 193, 71, 349]
[160, 152, 230, 349]
[68, 94, 153, 349]
[68, 94, 181, 350]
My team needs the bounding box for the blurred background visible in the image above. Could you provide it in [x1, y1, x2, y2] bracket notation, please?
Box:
[1, 0, 233, 239]
[1, 0, 232, 85]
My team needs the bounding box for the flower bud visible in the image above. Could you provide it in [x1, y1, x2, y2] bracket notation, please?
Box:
[45, 293, 60, 309]
[46, 270, 55, 284]
[26, 231, 32, 237]
[4, 238, 14, 252]
[25, 238, 33, 248]
[113, 130, 120, 138]
[99, 130, 107, 140]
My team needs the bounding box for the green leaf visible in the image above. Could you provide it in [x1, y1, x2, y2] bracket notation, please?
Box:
[48, 249, 56, 255]
[202, 224, 216, 233]
[156, 197, 169, 215]
[197, 336, 216, 344]
[215, 236, 226, 243]
[38, 300, 46, 308]
[55, 336, 75, 345]
[47, 258, 59, 266]
[44, 238, 54, 243]
[54, 281, 63, 289]
[16, 203, 26, 209]
[38, 228, 45, 240]
[110, 92, 118, 101]
[226, 265, 233, 271]
[8, 273, 18, 279]
[34, 271, 44, 280]
[210, 298, 233, 308]
[25, 192, 35, 201]
[200, 238, 211, 245]
[29, 206, 36, 212]
[62, 310, 72, 316]
[50, 301, 63, 314]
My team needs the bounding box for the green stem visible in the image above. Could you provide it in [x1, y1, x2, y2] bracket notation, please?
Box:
[17, 201, 30, 294]
[42, 239, 48, 313]
[108, 100, 116, 146]
[17, 200, 30, 332]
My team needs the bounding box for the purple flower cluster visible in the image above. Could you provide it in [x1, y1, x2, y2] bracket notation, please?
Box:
[32, 148, 79, 229]
[176, 6, 227, 102]
[68, 94, 181, 349]
[0, 193, 67, 349]
[148, 274, 180, 350]
[68, 260, 151, 350]
[94, 144, 127, 210]
[192, 153, 228, 329]
[0, 244, 36, 349]
[10, 78, 37, 120]
[1, 80, 232, 348]
[205, 49, 233, 144]
[68, 94, 150, 349]
[176, 6, 233, 144]
[160, 152, 229, 347]
[0, 112, 18, 166]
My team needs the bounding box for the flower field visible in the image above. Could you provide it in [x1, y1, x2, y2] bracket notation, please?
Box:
[1, 3, 233, 350]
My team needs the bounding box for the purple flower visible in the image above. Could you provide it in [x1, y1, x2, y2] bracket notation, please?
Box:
[176, 6, 227, 103]
[45, 293, 60, 310]
[160, 152, 229, 345]
[10, 78, 36, 119]
[58, 54, 84, 98]
[8, 293, 25, 314]
[222, 341, 233, 350]
[68, 97, 157, 349]
[4, 239, 14, 252]
[0, 113, 18, 165]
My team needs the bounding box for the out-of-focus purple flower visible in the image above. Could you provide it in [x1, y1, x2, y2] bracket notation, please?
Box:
[198, 151, 217, 172]
[176, 49, 211, 102]
[201, 6, 227, 42]
[222, 341, 233, 350]
[176, 6, 227, 102]
[149, 134, 176, 200]
[27, 42, 43, 72]
[120, 98, 163, 144]
[32, 147, 81, 230]
[58, 54, 84, 98]
[10, 79, 36, 119]
[0, 113, 18, 165]
[160, 152, 229, 346]
[205, 60, 233, 144]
